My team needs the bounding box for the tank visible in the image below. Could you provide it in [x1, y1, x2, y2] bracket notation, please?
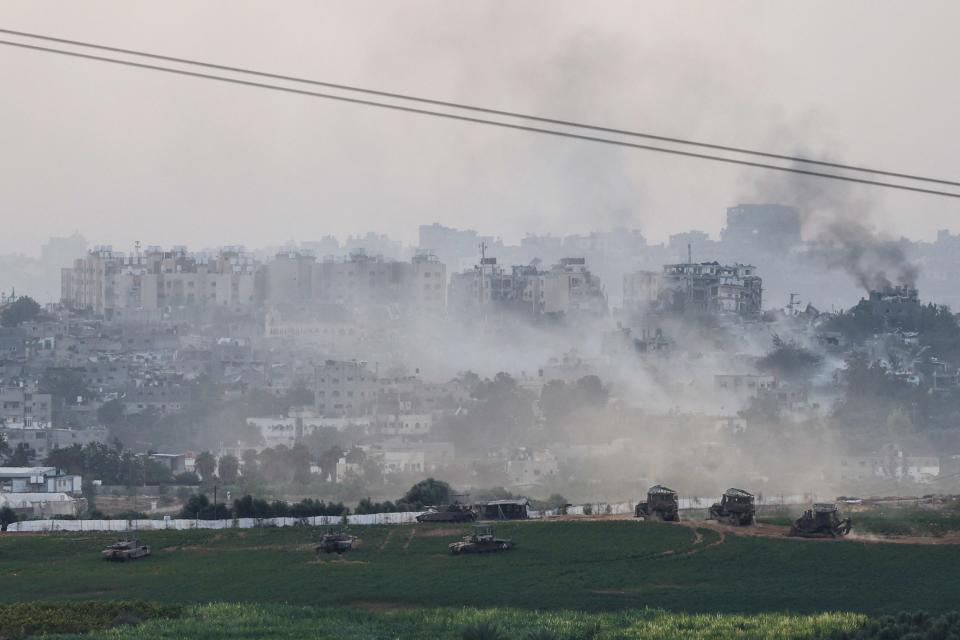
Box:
[707, 488, 756, 526]
[448, 524, 514, 554]
[416, 504, 477, 523]
[789, 503, 852, 538]
[101, 539, 151, 561]
[635, 485, 680, 521]
[315, 528, 356, 554]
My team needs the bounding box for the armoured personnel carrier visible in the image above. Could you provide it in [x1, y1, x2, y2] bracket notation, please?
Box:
[448, 524, 514, 554]
[707, 488, 756, 526]
[789, 503, 852, 538]
[101, 539, 151, 561]
[635, 485, 680, 521]
[416, 504, 477, 523]
[315, 528, 356, 554]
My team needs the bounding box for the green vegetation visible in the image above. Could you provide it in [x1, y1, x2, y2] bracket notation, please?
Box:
[0, 601, 181, 639]
[759, 505, 960, 537]
[848, 507, 960, 538]
[47, 603, 865, 640]
[2, 521, 960, 614]
[826, 611, 960, 639]
[0, 295, 41, 327]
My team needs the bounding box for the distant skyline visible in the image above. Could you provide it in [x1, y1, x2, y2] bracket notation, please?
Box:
[2, 1, 958, 255]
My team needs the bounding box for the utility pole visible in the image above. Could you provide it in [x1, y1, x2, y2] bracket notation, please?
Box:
[477, 241, 487, 312]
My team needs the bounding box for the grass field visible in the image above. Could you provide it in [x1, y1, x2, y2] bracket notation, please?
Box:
[2, 520, 960, 616]
[759, 505, 960, 537]
[44, 603, 867, 640]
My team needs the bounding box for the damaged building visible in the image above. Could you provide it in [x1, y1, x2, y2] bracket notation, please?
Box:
[624, 261, 762, 318]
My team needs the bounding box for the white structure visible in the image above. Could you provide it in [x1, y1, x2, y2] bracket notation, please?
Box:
[0, 492, 80, 518]
[372, 413, 433, 437]
[0, 466, 82, 494]
[365, 441, 455, 474]
[248, 414, 372, 449]
[507, 452, 560, 486]
[714, 374, 776, 397]
[838, 450, 940, 484]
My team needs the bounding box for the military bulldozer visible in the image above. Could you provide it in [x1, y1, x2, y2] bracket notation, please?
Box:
[315, 528, 356, 554]
[635, 485, 680, 521]
[448, 524, 514, 554]
[707, 488, 756, 526]
[101, 539, 151, 561]
[416, 503, 477, 523]
[789, 503, 852, 538]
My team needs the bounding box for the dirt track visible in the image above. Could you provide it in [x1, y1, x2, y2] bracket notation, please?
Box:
[538, 513, 960, 546]
[679, 519, 960, 546]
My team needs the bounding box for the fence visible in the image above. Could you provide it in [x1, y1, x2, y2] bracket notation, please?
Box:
[6, 494, 824, 533]
[7, 511, 425, 533]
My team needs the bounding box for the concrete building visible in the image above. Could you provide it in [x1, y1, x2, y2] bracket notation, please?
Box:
[837, 448, 940, 484]
[449, 257, 606, 319]
[0, 466, 82, 494]
[721, 204, 802, 253]
[507, 451, 560, 486]
[371, 413, 433, 437]
[62, 246, 259, 317]
[622, 271, 661, 314]
[410, 252, 447, 315]
[0, 386, 52, 426]
[657, 262, 762, 318]
[865, 286, 922, 326]
[264, 250, 315, 306]
[123, 384, 188, 415]
[714, 374, 776, 396]
[0, 425, 108, 460]
[314, 360, 378, 417]
[247, 413, 372, 449]
[264, 307, 365, 354]
[365, 440, 455, 474]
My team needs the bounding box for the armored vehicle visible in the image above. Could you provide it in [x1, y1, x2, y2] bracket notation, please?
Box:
[315, 528, 356, 554]
[448, 524, 514, 554]
[635, 485, 680, 521]
[789, 503, 852, 538]
[416, 503, 477, 523]
[707, 488, 756, 526]
[101, 539, 151, 561]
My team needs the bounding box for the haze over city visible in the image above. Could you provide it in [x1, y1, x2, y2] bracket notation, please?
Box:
[2, 1, 959, 255]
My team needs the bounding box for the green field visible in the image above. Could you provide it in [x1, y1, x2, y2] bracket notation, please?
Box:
[46, 603, 867, 640]
[2, 520, 959, 616]
[3, 521, 959, 638]
[759, 505, 960, 537]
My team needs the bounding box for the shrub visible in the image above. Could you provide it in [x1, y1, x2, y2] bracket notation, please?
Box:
[0, 601, 181, 639]
[826, 611, 960, 639]
[462, 619, 507, 640]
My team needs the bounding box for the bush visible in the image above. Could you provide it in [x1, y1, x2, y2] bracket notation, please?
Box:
[0, 601, 181, 639]
[526, 630, 561, 640]
[231, 494, 349, 519]
[462, 620, 507, 640]
[174, 472, 201, 485]
[826, 611, 960, 639]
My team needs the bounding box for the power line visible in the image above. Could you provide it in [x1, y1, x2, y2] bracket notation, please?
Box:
[3, 26, 958, 190]
[2, 36, 959, 200]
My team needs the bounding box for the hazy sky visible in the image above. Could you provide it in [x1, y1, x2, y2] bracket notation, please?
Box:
[2, 1, 958, 256]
